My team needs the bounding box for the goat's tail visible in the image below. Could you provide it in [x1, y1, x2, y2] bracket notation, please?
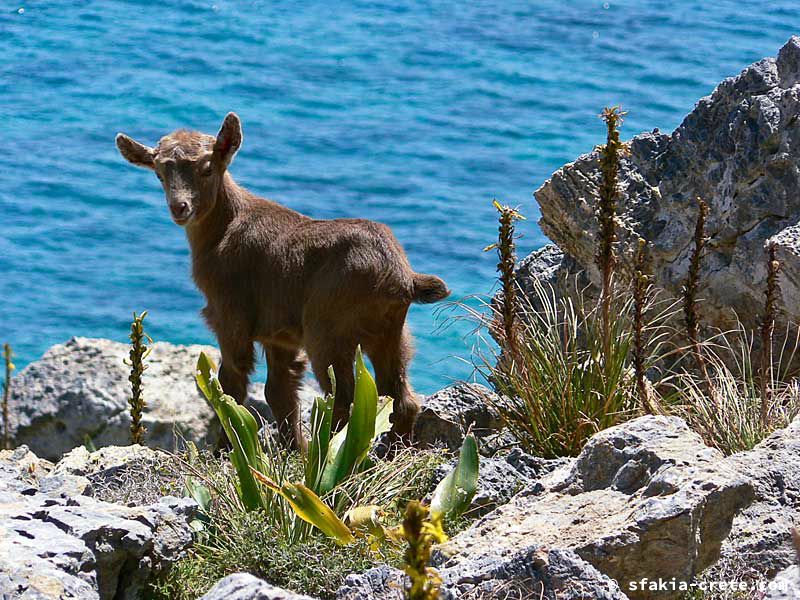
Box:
[412, 273, 450, 304]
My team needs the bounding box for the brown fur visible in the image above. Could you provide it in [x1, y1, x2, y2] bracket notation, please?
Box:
[116, 113, 449, 449]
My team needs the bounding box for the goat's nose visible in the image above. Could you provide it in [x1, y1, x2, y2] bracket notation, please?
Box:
[174, 202, 190, 218]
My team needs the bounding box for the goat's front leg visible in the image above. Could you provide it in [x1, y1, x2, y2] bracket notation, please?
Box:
[265, 346, 307, 452]
[212, 334, 255, 450]
[217, 335, 255, 405]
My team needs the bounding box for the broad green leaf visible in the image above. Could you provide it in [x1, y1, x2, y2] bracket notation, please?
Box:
[251, 468, 354, 545]
[325, 395, 393, 476]
[305, 394, 334, 492]
[431, 433, 479, 519]
[374, 396, 394, 438]
[195, 353, 264, 511]
[196, 352, 224, 402]
[319, 346, 379, 495]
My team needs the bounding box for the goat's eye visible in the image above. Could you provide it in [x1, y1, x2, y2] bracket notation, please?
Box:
[201, 163, 213, 177]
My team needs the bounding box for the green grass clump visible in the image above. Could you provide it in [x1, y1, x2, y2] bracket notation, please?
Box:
[149, 441, 445, 599]
[478, 277, 671, 458]
[673, 322, 800, 454]
[149, 508, 380, 600]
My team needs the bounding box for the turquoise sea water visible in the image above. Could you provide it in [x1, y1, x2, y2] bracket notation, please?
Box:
[1, 1, 797, 392]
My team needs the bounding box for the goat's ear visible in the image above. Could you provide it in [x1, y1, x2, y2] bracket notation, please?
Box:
[213, 112, 242, 167]
[116, 134, 155, 169]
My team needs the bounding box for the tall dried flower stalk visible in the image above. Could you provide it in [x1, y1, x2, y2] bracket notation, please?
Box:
[596, 106, 627, 361]
[684, 197, 708, 368]
[632, 239, 655, 414]
[402, 500, 447, 600]
[126, 311, 152, 445]
[2, 344, 14, 450]
[485, 200, 525, 365]
[759, 243, 780, 427]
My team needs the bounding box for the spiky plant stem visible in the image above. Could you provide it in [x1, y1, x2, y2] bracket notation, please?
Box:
[402, 501, 443, 600]
[759, 243, 780, 428]
[2, 344, 14, 450]
[127, 311, 151, 446]
[485, 200, 526, 368]
[684, 198, 708, 370]
[633, 239, 654, 414]
[596, 107, 626, 366]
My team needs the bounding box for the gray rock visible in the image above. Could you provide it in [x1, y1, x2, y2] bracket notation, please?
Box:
[338, 549, 627, 600]
[510, 245, 592, 313]
[765, 565, 800, 599]
[414, 383, 505, 453]
[436, 416, 753, 600]
[200, 573, 317, 600]
[0, 446, 196, 600]
[4, 337, 317, 461]
[336, 566, 405, 600]
[715, 416, 800, 577]
[532, 36, 800, 335]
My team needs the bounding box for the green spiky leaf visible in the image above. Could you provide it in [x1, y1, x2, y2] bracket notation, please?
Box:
[431, 433, 479, 519]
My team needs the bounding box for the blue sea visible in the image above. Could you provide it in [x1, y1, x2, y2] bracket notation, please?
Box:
[1, 1, 797, 393]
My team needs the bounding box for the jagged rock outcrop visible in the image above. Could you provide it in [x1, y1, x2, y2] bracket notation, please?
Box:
[532, 36, 800, 334]
[0, 445, 195, 600]
[5, 337, 317, 461]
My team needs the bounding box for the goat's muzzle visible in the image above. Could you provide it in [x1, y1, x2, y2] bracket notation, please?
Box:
[170, 201, 193, 224]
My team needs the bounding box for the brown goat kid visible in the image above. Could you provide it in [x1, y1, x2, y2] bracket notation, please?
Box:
[116, 113, 449, 450]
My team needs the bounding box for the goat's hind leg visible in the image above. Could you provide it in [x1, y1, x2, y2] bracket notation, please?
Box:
[366, 313, 419, 443]
[306, 338, 356, 432]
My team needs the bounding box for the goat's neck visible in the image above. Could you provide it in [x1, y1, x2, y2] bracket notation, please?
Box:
[185, 173, 244, 254]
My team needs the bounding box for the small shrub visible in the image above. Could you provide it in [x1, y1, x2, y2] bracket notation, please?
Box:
[151, 444, 444, 599]
[149, 507, 380, 600]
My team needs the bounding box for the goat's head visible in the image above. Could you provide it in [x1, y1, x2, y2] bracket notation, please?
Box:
[116, 112, 243, 226]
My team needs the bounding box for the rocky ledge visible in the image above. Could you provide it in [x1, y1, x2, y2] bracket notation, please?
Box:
[1, 392, 797, 599]
[338, 414, 799, 600]
[0, 444, 195, 599]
